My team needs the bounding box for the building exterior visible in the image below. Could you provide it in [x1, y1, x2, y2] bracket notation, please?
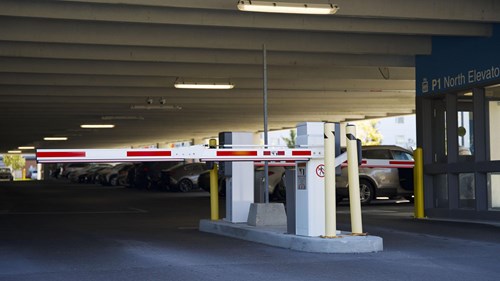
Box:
[416, 24, 500, 221]
[372, 115, 416, 150]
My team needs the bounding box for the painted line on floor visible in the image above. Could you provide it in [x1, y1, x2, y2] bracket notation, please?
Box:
[0, 208, 148, 215]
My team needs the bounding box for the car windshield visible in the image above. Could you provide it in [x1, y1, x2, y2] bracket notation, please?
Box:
[0, 168, 10, 173]
[392, 150, 414, 160]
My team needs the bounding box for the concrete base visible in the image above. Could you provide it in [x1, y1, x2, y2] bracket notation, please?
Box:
[199, 219, 383, 253]
[247, 203, 287, 226]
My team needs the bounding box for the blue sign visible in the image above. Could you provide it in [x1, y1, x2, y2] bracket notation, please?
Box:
[416, 24, 500, 95]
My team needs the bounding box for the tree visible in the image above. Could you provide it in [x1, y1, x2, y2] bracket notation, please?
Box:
[282, 129, 296, 148]
[2, 154, 26, 171]
[357, 120, 383, 145]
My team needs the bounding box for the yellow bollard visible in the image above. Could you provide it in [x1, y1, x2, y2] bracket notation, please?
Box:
[324, 122, 337, 237]
[210, 163, 220, 221]
[346, 124, 363, 234]
[413, 148, 425, 219]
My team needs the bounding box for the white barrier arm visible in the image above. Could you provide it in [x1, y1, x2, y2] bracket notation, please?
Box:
[36, 146, 322, 163]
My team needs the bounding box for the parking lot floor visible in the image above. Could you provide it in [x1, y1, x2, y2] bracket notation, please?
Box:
[1, 180, 499, 281]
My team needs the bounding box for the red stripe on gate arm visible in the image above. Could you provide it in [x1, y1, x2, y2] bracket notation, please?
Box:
[127, 151, 172, 157]
[217, 151, 258, 157]
[389, 160, 415, 165]
[37, 151, 86, 158]
[292, 150, 312, 156]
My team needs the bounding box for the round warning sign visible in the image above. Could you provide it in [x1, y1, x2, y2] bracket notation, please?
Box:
[316, 164, 325, 178]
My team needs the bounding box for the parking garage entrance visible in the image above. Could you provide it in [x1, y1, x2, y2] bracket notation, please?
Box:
[416, 24, 500, 221]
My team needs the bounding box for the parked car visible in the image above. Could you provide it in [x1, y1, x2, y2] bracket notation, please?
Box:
[108, 163, 134, 186]
[84, 165, 114, 183]
[336, 145, 414, 205]
[129, 161, 181, 190]
[115, 164, 135, 186]
[68, 164, 112, 183]
[61, 163, 92, 178]
[160, 162, 211, 192]
[198, 165, 287, 200]
[254, 166, 287, 200]
[0, 167, 13, 181]
[96, 163, 132, 186]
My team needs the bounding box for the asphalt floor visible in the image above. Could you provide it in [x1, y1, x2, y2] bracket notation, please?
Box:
[0, 180, 499, 281]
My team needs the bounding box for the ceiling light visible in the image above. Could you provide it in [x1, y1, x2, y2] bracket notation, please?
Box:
[18, 146, 35, 150]
[44, 137, 68, 141]
[237, 1, 339, 15]
[174, 82, 234, 90]
[130, 105, 182, 110]
[8, 150, 22, 154]
[80, 124, 115, 129]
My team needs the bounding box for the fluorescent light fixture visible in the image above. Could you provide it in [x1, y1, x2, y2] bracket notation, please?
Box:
[44, 137, 68, 141]
[463, 92, 473, 96]
[130, 105, 182, 110]
[237, 1, 339, 15]
[174, 82, 234, 90]
[8, 150, 22, 154]
[80, 124, 115, 129]
[18, 146, 35, 150]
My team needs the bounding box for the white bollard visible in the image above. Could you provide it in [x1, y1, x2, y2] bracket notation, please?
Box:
[324, 123, 337, 237]
[346, 124, 363, 234]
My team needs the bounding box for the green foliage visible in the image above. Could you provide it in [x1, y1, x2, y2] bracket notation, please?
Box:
[282, 129, 297, 148]
[357, 120, 383, 145]
[2, 154, 26, 171]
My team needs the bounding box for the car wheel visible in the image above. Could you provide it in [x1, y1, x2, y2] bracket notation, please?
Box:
[178, 179, 193, 193]
[110, 176, 117, 186]
[359, 179, 375, 205]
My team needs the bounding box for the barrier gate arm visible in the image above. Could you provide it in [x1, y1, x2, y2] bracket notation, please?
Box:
[36, 146, 323, 163]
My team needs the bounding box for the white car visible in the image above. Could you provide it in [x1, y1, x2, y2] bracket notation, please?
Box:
[254, 166, 287, 200]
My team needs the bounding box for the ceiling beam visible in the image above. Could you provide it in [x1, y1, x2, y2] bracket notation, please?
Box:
[0, 63, 415, 82]
[0, 41, 415, 67]
[0, 17, 432, 55]
[54, 0, 500, 22]
[0, 0, 492, 36]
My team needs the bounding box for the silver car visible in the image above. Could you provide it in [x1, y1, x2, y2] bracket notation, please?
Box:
[161, 163, 211, 192]
[336, 145, 414, 205]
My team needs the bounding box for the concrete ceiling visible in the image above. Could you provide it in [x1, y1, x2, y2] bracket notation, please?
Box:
[0, 0, 499, 151]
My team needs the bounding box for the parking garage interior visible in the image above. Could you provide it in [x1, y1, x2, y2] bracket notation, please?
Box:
[1, 1, 500, 280]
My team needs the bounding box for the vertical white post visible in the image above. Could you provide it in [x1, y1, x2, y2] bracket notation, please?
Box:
[346, 124, 363, 234]
[225, 132, 255, 223]
[37, 163, 43, 180]
[295, 122, 325, 237]
[324, 122, 337, 237]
